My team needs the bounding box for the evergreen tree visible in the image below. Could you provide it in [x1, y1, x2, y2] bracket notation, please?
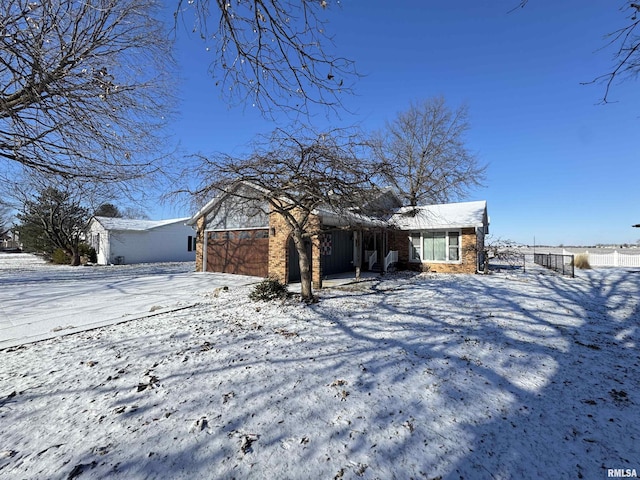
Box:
[17, 187, 89, 265]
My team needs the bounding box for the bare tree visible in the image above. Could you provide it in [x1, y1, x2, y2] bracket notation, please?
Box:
[372, 97, 486, 207]
[188, 127, 377, 301]
[176, 0, 358, 117]
[1, 0, 174, 183]
[514, 1, 640, 104]
[480, 236, 524, 273]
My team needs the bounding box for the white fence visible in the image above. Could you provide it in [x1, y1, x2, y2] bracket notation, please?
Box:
[563, 249, 640, 268]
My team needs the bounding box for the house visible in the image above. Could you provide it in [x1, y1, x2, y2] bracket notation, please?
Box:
[1, 230, 21, 251]
[87, 216, 196, 265]
[188, 182, 490, 286]
[389, 201, 489, 274]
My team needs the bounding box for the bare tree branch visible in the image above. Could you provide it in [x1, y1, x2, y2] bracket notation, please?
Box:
[176, 0, 358, 118]
[186, 126, 379, 300]
[513, 1, 640, 104]
[1, 0, 175, 184]
[372, 97, 486, 207]
[582, 2, 640, 103]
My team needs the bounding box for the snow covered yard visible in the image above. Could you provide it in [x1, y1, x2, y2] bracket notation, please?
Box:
[1, 257, 639, 479]
[0, 253, 257, 349]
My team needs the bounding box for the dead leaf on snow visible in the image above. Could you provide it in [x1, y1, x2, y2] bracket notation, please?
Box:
[240, 433, 259, 454]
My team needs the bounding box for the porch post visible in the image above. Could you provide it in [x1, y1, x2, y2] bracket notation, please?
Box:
[354, 230, 362, 280]
[383, 230, 388, 273]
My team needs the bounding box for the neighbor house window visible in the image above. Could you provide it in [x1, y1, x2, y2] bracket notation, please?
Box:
[93, 233, 100, 254]
[187, 235, 196, 252]
[410, 231, 461, 263]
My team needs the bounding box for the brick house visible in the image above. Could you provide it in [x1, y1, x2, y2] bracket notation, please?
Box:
[188, 182, 489, 285]
[388, 201, 489, 274]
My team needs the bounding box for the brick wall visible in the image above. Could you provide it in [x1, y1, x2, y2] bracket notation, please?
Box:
[268, 211, 288, 284]
[389, 227, 478, 274]
[311, 232, 322, 289]
[195, 216, 205, 272]
[268, 210, 323, 288]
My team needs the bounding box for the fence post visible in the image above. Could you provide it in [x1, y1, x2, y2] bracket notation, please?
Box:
[613, 250, 619, 267]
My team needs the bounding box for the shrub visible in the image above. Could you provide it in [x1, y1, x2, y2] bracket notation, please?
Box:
[249, 278, 288, 302]
[573, 253, 591, 269]
[51, 248, 71, 265]
[78, 243, 97, 263]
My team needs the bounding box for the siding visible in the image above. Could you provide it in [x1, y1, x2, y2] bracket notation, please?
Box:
[320, 230, 354, 276]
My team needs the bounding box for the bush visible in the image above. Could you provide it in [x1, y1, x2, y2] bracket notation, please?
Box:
[249, 278, 288, 302]
[573, 253, 591, 270]
[78, 243, 97, 263]
[51, 248, 71, 265]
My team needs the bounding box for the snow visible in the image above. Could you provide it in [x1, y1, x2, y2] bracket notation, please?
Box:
[391, 200, 487, 230]
[91, 217, 191, 231]
[1, 253, 639, 479]
[0, 253, 258, 349]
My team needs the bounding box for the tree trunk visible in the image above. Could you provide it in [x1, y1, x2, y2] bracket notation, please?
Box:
[69, 247, 81, 266]
[68, 239, 81, 266]
[292, 231, 313, 301]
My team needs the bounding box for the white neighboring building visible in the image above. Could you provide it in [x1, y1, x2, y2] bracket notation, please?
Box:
[87, 216, 196, 265]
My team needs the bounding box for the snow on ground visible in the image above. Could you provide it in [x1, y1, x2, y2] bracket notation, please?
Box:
[1, 254, 639, 479]
[0, 253, 258, 349]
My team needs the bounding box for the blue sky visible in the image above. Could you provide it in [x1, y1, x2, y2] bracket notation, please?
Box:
[161, 1, 640, 246]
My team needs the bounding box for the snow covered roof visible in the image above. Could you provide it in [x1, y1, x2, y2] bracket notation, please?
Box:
[189, 181, 398, 228]
[92, 216, 190, 232]
[312, 206, 387, 228]
[390, 200, 488, 231]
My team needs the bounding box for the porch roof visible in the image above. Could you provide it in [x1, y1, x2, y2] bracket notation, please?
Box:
[313, 206, 387, 228]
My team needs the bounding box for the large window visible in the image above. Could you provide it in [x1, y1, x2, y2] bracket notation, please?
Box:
[423, 232, 446, 261]
[410, 231, 461, 263]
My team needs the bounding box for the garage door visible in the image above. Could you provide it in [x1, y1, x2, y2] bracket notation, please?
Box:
[206, 229, 269, 277]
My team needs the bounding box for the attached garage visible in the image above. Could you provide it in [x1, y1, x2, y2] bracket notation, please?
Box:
[205, 229, 269, 277]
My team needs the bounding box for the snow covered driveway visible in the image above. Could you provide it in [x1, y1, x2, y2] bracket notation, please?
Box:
[0, 253, 259, 349]
[1, 255, 639, 479]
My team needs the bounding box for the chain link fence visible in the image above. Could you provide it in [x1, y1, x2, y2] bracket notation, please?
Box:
[534, 253, 575, 277]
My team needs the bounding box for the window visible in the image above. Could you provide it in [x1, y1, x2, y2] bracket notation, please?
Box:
[448, 232, 460, 261]
[410, 233, 421, 261]
[188, 235, 194, 252]
[423, 232, 446, 261]
[93, 233, 100, 254]
[410, 231, 461, 263]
